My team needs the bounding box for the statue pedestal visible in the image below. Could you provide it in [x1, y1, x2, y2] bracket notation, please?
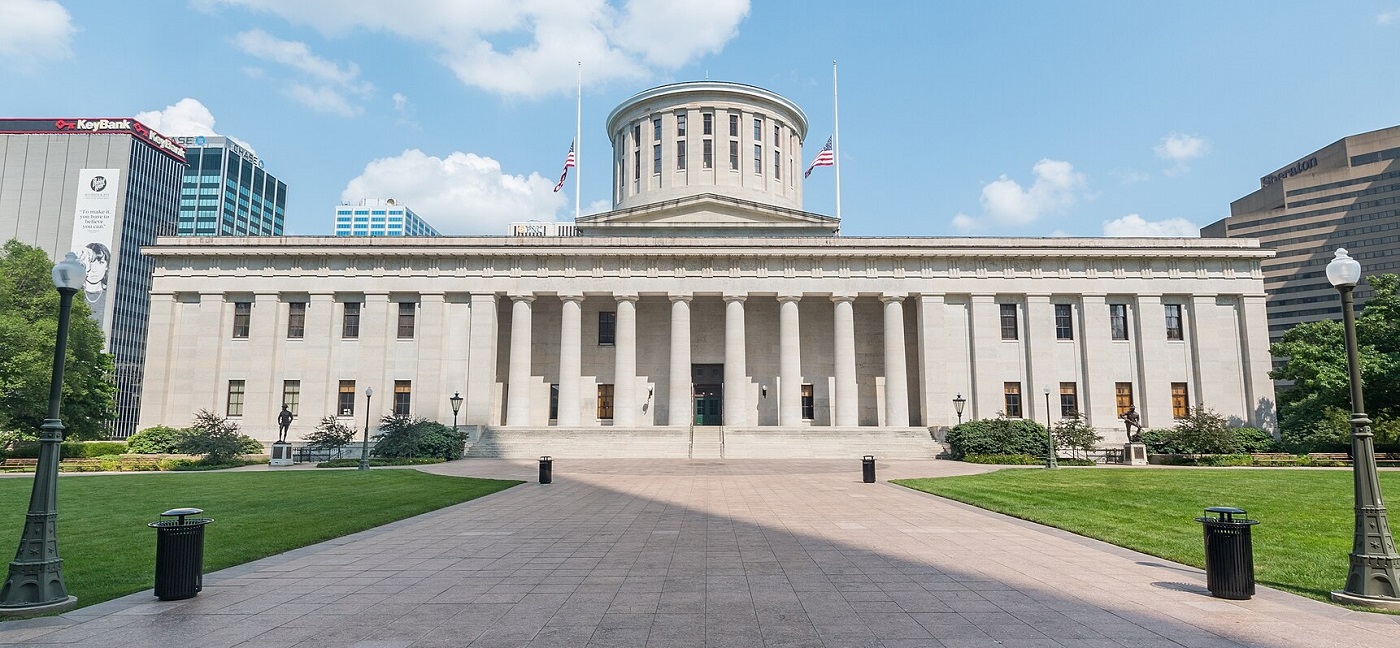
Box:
[1123, 442, 1148, 466]
[270, 441, 293, 467]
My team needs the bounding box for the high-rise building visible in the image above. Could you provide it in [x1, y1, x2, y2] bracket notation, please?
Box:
[334, 199, 439, 237]
[1203, 125, 1400, 341]
[0, 117, 186, 437]
[174, 135, 285, 237]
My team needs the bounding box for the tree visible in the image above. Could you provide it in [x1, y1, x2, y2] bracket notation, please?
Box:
[0, 240, 116, 441]
[1052, 414, 1102, 459]
[303, 416, 355, 457]
[1271, 273, 1400, 440]
[371, 415, 467, 460]
[177, 410, 250, 464]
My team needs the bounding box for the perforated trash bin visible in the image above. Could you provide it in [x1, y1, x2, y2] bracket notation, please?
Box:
[149, 508, 213, 601]
[539, 456, 552, 484]
[862, 455, 876, 483]
[1196, 506, 1258, 600]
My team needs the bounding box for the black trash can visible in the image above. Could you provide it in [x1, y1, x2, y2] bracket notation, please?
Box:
[149, 508, 213, 601]
[1195, 506, 1258, 600]
[539, 455, 552, 484]
[862, 455, 876, 483]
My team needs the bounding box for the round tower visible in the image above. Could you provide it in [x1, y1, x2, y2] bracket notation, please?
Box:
[605, 82, 808, 211]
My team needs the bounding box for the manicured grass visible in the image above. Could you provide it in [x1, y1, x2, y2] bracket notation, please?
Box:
[894, 468, 1400, 605]
[0, 470, 521, 608]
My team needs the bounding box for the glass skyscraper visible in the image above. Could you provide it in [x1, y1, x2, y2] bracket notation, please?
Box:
[175, 136, 285, 236]
[335, 199, 440, 237]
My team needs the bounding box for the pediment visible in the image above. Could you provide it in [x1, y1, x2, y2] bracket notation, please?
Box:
[576, 193, 838, 236]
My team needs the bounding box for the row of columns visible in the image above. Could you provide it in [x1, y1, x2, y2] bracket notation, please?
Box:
[503, 293, 911, 427]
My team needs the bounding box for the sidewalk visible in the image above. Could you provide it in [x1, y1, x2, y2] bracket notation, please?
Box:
[1, 458, 1396, 647]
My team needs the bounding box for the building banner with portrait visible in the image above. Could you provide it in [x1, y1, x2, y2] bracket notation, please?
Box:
[69, 168, 119, 329]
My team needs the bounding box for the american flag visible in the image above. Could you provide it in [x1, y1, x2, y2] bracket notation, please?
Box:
[552, 142, 576, 192]
[804, 136, 834, 178]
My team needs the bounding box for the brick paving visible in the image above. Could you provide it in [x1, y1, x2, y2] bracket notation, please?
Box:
[1, 459, 1397, 647]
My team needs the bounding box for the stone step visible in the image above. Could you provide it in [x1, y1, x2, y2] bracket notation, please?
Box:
[465, 426, 944, 460]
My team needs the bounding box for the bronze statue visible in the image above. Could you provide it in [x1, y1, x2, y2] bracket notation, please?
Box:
[276, 404, 293, 443]
[1120, 406, 1143, 443]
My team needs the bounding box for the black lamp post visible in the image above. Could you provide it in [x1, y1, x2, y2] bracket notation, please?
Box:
[1043, 385, 1057, 470]
[358, 387, 373, 471]
[952, 393, 966, 425]
[0, 253, 84, 616]
[1326, 248, 1400, 610]
[449, 391, 463, 431]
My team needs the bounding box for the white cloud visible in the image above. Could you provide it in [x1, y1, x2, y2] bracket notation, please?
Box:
[0, 0, 75, 70]
[342, 149, 566, 234]
[135, 98, 257, 154]
[1102, 213, 1199, 237]
[1154, 133, 1209, 175]
[1379, 8, 1400, 24]
[583, 199, 611, 216]
[392, 93, 409, 112]
[977, 159, 1086, 227]
[950, 213, 980, 233]
[233, 29, 373, 115]
[203, 0, 750, 97]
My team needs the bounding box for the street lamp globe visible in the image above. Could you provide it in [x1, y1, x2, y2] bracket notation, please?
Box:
[1326, 248, 1361, 288]
[52, 252, 84, 292]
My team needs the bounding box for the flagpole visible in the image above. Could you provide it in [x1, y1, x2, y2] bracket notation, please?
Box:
[832, 60, 842, 231]
[575, 62, 582, 221]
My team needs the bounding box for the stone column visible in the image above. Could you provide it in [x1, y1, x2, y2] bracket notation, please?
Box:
[1133, 294, 1167, 427]
[1239, 294, 1275, 430]
[832, 295, 858, 426]
[968, 294, 1001, 421]
[1077, 294, 1110, 429]
[464, 293, 498, 425]
[778, 295, 803, 426]
[724, 295, 748, 426]
[1024, 293, 1055, 424]
[557, 295, 584, 426]
[613, 295, 638, 426]
[916, 293, 951, 427]
[882, 294, 909, 427]
[505, 295, 534, 426]
[668, 295, 692, 426]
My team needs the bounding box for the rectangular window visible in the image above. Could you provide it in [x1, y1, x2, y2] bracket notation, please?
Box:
[597, 384, 614, 420]
[702, 112, 712, 135]
[1003, 382, 1023, 418]
[729, 140, 739, 170]
[1172, 382, 1189, 418]
[753, 144, 762, 174]
[703, 139, 713, 169]
[1115, 382, 1134, 416]
[652, 116, 662, 141]
[232, 302, 251, 338]
[338, 380, 356, 417]
[282, 380, 300, 416]
[397, 302, 415, 339]
[753, 117, 762, 141]
[1110, 304, 1129, 340]
[633, 150, 640, 180]
[1165, 304, 1184, 340]
[773, 124, 780, 144]
[1055, 304, 1073, 340]
[801, 384, 815, 420]
[394, 380, 411, 416]
[549, 384, 559, 420]
[653, 144, 661, 174]
[676, 114, 686, 137]
[598, 311, 616, 345]
[1000, 303, 1019, 340]
[676, 140, 686, 170]
[342, 302, 361, 338]
[286, 302, 306, 339]
[729, 114, 739, 137]
[1059, 382, 1078, 418]
[226, 380, 245, 417]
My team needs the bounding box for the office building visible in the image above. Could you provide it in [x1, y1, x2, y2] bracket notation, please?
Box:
[138, 82, 1275, 457]
[174, 135, 285, 237]
[334, 199, 439, 237]
[0, 117, 186, 437]
[1203, 125, 1400, 341]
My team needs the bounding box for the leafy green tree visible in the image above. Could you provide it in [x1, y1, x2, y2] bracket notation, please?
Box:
[127, 425, 192, 453]
[371, 415, 466, 460]
[945, 415, 1049, 460]
[303, 416, 355, 457]
[1051, 415, 1102, 459]
[177, 410, 250, 464]
[1172, 406, 1235, 454]
[1271, 273, 1400, 441]
[0, 240, 116, 441]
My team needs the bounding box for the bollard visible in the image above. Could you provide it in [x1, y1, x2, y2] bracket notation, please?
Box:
[539, 455, 552, 484]
[862, 455, 876, 483]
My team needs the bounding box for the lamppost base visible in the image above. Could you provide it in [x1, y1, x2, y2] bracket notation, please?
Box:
[1330, 590, 1400, 611]
[0, 595, 77, 619]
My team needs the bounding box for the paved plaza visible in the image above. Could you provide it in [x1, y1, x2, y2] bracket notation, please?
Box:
[1, 459, 1398, 647]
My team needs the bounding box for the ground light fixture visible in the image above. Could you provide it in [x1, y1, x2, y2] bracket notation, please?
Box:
[359, 387, 374, 471]
[952, 393, 966, 425]
[1325, 248, 1400, 610]
[0, 253, 85, 616]
[449, 391, 463, 431]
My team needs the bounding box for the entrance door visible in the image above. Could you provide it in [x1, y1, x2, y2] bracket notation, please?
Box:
[692, 364, 724, 426]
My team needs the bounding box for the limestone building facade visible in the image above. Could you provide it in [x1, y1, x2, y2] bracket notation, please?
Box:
[137, 82, 1277, 455]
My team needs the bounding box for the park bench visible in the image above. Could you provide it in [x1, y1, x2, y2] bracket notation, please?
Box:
[1, 458, 38, 468]
[1251, 453, 1297, 466]
[1307, 452, 1353, 466]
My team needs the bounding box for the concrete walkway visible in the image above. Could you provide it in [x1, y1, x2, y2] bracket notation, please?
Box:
[1, 459, 1396, 647]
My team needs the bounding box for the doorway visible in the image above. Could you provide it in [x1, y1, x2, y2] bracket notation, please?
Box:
[692, 364, 723, 426]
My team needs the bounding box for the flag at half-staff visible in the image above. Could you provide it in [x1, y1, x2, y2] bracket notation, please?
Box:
[553, 142, 576, 192]
[804, 136, 834, 178]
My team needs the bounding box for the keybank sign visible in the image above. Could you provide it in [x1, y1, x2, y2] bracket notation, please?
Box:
[1260, 156, 1318, 188]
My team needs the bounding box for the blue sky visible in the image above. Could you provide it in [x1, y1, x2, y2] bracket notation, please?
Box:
[3, 1, 1399, 238]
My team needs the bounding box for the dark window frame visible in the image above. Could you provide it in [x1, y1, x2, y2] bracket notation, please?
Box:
[394, 380, 411, 417]
[283, 380, 300, 416]
[397, 302, 415, 339]
[227, 380, 245, 417]
[1165, 304, 1184, 341]
[1054, 303, 1073, 340]
[1003, 382, 1023, 418]
[597, 384, 614, 420]
[232, 302, 251, 339]
[1059, 382, 1078, 418]
[338, 380, 356, 417]
[598, 311, 616, 346]
[342, 302, 361, 339]
[1000, 303, 1019, 340]
[801, 384, 815, 420]
[287, 302, 306, 339]
[1110, 304, 1129, 340]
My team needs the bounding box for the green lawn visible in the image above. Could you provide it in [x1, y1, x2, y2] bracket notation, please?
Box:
[0, 470, 521, 607]
[893, 468, 1400, 606]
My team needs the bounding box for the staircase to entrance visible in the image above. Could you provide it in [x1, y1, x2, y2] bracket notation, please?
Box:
[689, 426, 724, 459]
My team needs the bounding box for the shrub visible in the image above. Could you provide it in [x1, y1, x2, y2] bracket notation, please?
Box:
[1279, 407, 1351, 454]
[962, 454, 1043, 465]
[945, 416, 1050, 460]
[1139, 428, 1178, 454]
[7, 441, 129, 459]
[371, 416, 467, 460]
[303, 416, 356, 457]
[1232, 427, 1276, 454]
[1051, 415, 1102, 459]
[316, 457, 445, 468]
[1152, 453, 1256, 467]
[127, 425, 191, 454]
[238, 435, 265, 455]
[177, 410, 250, 464]
[1172, 406, 1235, 454]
